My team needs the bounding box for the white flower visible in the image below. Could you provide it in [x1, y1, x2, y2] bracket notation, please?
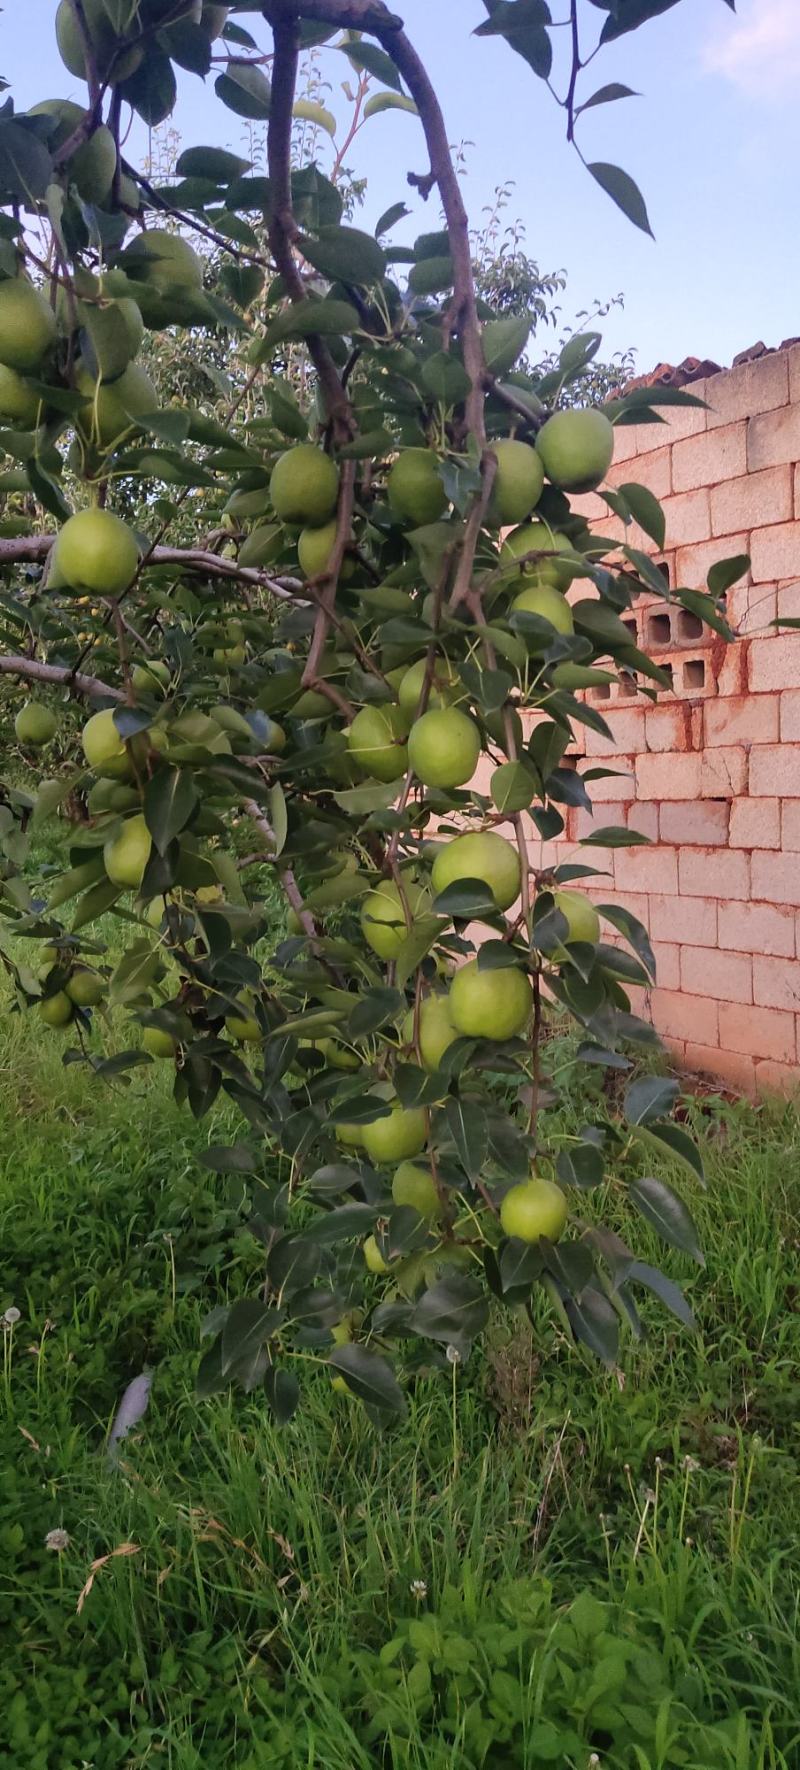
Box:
[45, 1528, 70, 1552]
[2, 1306, 21, 1327]
[445, 1344, 461, 1365]
[410, 1579, 428, 1600]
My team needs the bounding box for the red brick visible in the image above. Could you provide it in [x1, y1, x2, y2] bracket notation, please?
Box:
[729, 797, 781, 850]
[753, 956, 800, 1013]
[700, 747, 748, 798]
[719, 1001, 796, 1063]
[613, 846, 678, 895]
[755, 1058, 800, 1096]
[747, 635, 800, 692]
[718, 899, 796, 957]
[589, 760, 635, 802]
[595, 889, 649, 926]
[747, 403, 800, 472]
[750, 521, 800, 584]
[644, 704, 694, 753]
[662, 391, 709, 443]
[710, 464, 792, 538]
[607, 445, 671, 499]
[661, 488, 710, 547]
[680, 944, 752, 1003]
[636, 753, 702, 800]
[706, 354, 789, 429]
[752, 850, 800, 907]
[676, 533, 749, 588]
[672, 422, 747, 493]
[679, 847, 750, 900]
[584, 706, 646, 757]
[703, 695, 779, 747]
[626, 801, 659, 841]
[684, 1043, 757, 1095]
[727, 579, 777, 635]
[781, 801, 800, 851]
[648, 892, 718, 946]
[652, 940, 680, 990]
[653, 988, 719, 1046]
[749, 744, 800, 798]
[780, 692, 800, 741]
[658, 801, 728, 846]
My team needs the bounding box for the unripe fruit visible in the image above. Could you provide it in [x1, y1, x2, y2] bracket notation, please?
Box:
[431, 831, 521, 913]
[76, 361, 157, 450]
[397, 656, 461, 717]
[130, 229, 204, 292]
[499, 1176, 568, 1244]
[270, 444, 339, 526]
[103, 814, 152, 890]
[132, 660, 170, 695]
[70, 125, 116, 204]
[330, 1373, 350, 1395]
[391, 1161, 440, 1221]
[363, 1234, 390, 1274]
[65, 968, 105, 1007]
[501, 520, 573, 591]
[39, 990, 73, 1028]
[335, 1119, 365, 1149]
[0, 278, 56, 373]
[225, 995, 262, 1042]
[408, 708, 481, 790]
[55, 509, 140, 596]
[297, 520, 349, 579]
[487, 438, 545, 525]
[535, 407, 615, 493]
[387, 449, 447, 525]
[402, 994, 458, 1071]
[347, 703, 409, 782]
[265, 720, 286, 754]
[142, 1025, 178, 1058]
[14, 702, 56, 745]
[553, 887, 601, 949]
[306, 1037, 359, 1071]
[82, 708, 131, 779]
[361, 1097, 427, 1165]
[0, 364, 41, 426]
[512, 583, 574, 636]
[56, 0, 144, 81]
[448, 958, 532, 1041]
[360, 877, 431, 961]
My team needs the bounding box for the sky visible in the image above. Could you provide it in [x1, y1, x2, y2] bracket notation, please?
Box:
[2, 0, 799, 376]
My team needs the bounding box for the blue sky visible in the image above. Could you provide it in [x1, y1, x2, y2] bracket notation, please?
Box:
[3, 0, 798, 375]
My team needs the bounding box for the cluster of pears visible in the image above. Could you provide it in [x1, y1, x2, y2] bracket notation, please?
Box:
[54, 0, 229, 86]
[36, 944, 107, 1029]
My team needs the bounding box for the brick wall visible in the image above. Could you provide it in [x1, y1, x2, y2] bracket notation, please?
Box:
[540, 344, 800, 1095]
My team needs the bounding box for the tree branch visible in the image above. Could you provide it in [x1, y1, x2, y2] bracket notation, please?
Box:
[0, 534, 303, 602]
[301, 457, 357, 690]
[0, 654, 122, 701]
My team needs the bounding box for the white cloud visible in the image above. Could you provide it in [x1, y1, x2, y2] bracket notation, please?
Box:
[704, 0, 800, 95]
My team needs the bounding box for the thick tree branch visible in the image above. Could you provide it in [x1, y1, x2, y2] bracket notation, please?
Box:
[0, 654, 122, 701]
[0, 534, 303, 602]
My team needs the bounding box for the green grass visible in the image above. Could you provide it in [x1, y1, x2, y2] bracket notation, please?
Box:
[2, 819, 800, 1765]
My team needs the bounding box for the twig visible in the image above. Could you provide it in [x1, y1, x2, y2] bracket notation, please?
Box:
[0, 654, 122, 701]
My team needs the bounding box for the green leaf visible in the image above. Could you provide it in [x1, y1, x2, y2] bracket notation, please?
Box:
[342, 39, 404, 92]
[617, 481, 665, 550]
[407, 255, 453, 296]
[482, 314, 530, 376]
[707, 554, 750, 597]
[347, 987, 404, 1039]
[300, 226, 385, 286]
[255, 298, 361, 359]
[144, 769, 198, 856]
[624, 1075, 679, 1126]
[394, 913, 444, 993]
[375, 201, 410, 237]
[634, 1119, 705, 1186]
[198, 1143, 258, 1173]
[221, 1298, 281, 1376]
[576, 82, 639, 113]
[491, 761, 538, 813]
[264, 1365, 300, 1425]
[563, 1283, 620, 1365]
[293, 98, 336, 136]
[600, 0, 682, 44]
[269, 783, 287, 858]
[268, 382, 308, 440]
[363, 92, 418, 120]
[622, 1260, 695, 1330]
[444, 1095, 489, 1181]
[421, 352, 472, 407]
[72, 877, 123, 931]
[629, 1176, 704, 1265]
[595, 903, 655, 979]
[329, 1343, 406, 1414]
[581, 826, 650, 849]
[109, 940, 162, 1005]
[587, 161, 653, 237]
[215, 62, 271, 120]
[433, 879, 497, 920]
[120, 53, 177, 126]
[0, 120, 53, 201]
[26, 461, 71, 523]
[304, 1203, 378, 1245]
[176, 145, 251, 181]
[412, 1272, 489, 1346]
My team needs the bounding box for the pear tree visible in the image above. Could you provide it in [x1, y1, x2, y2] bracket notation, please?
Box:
[0, 0, 739, 1420]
